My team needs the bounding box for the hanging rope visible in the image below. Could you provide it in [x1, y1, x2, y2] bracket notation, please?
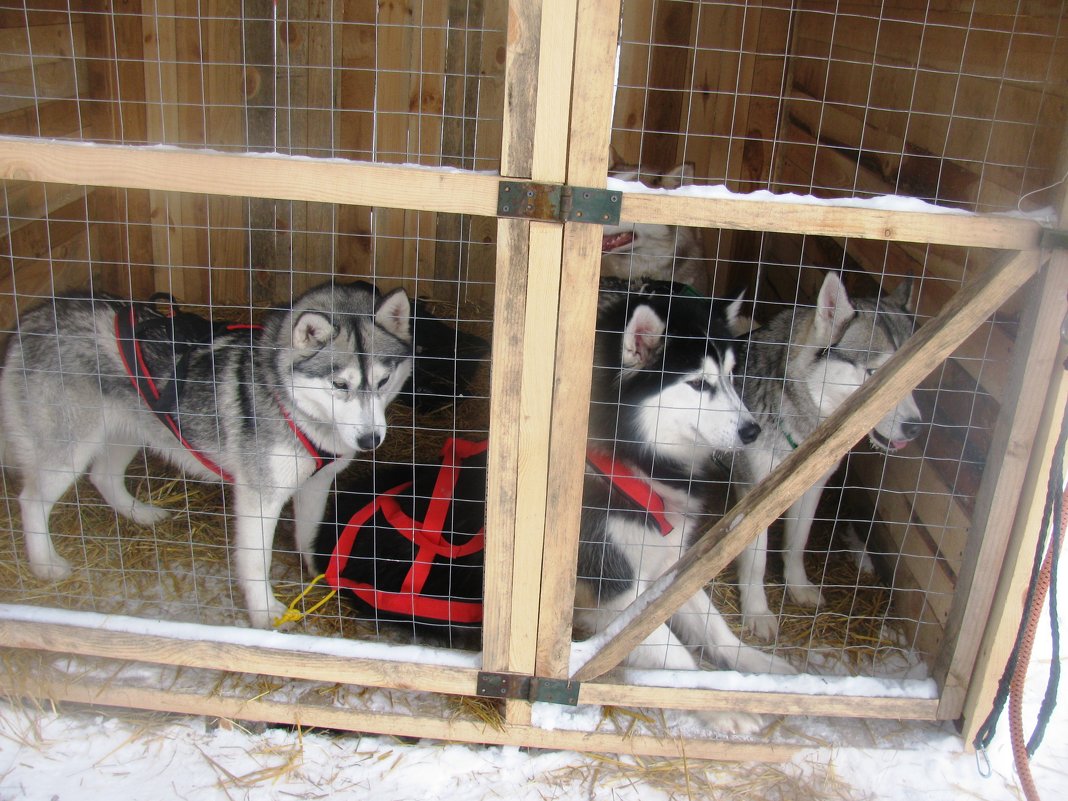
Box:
[973, 370, 1068, 801]
[1008, 475, 1063, 801]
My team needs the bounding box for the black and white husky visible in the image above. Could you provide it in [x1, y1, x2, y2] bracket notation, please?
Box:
[730, 272, 924, 640]
[0, 282, 413, 628]
[576, 282, 795, 681]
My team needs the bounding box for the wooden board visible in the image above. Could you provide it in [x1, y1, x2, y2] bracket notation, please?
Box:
[934, 249, 1068, 720]
[0, 670, 801, 762]
[535, 0, 621, 681]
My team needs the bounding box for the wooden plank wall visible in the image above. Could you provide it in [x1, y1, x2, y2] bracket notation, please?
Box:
[611, 0, 794, 293]
[0, 3, 94, 329]
[0, 1, 507, 322]
[776, 0, 1068, 658]
[608, 0, 1068, 659]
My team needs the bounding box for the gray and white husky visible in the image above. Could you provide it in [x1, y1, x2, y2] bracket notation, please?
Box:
[729, 272, 924, 640]
[0, 281, 413, 629]
[601, 164, 709, 294]
[577, 282, 794, 727]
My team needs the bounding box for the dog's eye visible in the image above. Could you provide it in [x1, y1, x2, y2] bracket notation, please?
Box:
[865, 368, 877, 378]
[688, 378, 716, 396]
[376, 374, 390, 390]
[332, 379, 350, 393]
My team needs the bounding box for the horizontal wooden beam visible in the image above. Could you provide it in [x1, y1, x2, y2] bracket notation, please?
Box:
[0, 670, 800, 762]
[0, 136, 1043, 250]
[0, 136, 502, 216]
[0, 617, 480, 698]
[0, 612, 940, 721]
[620, 192, 1042, 250]
[579, 680, 939, 721]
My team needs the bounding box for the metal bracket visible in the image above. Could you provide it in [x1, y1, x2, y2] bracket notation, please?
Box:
[1041, 227, 1068, 251]
[476, 671, 531, 700]
[475, 672, 579, 706]
[497, 181, 621, 225]
[529, 676, 580, 706]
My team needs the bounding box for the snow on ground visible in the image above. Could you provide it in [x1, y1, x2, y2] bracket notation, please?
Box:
[1, 582, 1064, 801]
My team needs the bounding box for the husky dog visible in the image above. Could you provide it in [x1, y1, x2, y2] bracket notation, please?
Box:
[0, 282, 413, 629]
[577, 282, 795, 696]
[730, 272, 924, 640]
[601, 163, 709, 294]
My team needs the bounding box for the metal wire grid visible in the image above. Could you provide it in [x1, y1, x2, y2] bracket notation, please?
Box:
[0, 1, 1048, 677]
[0, 1, 507, 170]
[0, 226, 495, 628]
[575, 262, 994, 679]
[613, 0, 1067, 215]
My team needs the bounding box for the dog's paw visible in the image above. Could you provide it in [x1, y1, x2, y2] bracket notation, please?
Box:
[854, 550, 875, 575]
[742, 611, 780, 643]
[128, 501, 171, 526]
[786, 581, 825, 610]
[30, 554, 73, 582]
[247, 597, 289, 630]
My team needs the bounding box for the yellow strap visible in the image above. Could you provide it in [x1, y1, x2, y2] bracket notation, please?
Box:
[274, 573, 337, 627]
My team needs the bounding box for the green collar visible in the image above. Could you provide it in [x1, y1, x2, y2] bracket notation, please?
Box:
[779, 421, 799, 450]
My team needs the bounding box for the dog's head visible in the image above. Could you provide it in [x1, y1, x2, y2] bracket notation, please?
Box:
[601, 163, 704, 278]
[593, 287, 760, 466]
[803, 272, 924, 452]
[283, 282, 413, 453]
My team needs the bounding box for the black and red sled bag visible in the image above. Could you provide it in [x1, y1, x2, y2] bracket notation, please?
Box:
[322, 438, 488, 626]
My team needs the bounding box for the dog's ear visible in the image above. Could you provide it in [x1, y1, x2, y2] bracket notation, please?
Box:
[814, 272, 856, 343]
[887, 275, 915, 313]
[622, 304, 665, 368]
[659, 162, 696, 190]
[725, 289, 754, 337]
[374, 287, 412, 341]
[292, 312, 336, 350]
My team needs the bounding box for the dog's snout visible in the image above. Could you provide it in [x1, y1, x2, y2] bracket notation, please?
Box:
[739, 421, 761, 445]
[357, 431, 384, 451]
[901, 419, 925, 442]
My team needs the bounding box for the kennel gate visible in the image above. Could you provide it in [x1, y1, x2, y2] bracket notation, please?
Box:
[0, 0, 1064, 760]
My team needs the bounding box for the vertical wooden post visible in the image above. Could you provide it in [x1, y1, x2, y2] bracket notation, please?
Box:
[535, 0, 621, 679]
[939, 136, 1068, 725]
[480, 0, 540, 707]
[482, 0, 579, 725]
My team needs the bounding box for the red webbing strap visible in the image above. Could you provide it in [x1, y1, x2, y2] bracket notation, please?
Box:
[585, 448, 673, 535]
[326, 438, 488, 623]
[114, 306, 236, 482]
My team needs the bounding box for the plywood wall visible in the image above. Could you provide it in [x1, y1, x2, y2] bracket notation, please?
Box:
[0, 1, 507, 321]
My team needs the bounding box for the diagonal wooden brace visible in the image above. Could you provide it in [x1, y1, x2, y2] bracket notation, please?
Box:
[571, 249, 1043, 682]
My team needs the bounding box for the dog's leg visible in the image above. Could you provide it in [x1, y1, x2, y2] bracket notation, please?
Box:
[89, 442, 170, 526]
[231, 486, 289, 629]
[291, 464, 343, 576]
[574, 605, 769, 735]
[782, 478, 830, 609]
[736, 529, 780, 641]
[671, 589, 795, 676]
[17, 440, 100, 581]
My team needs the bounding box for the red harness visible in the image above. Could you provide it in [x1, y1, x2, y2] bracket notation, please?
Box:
[322, 442, 672, 626]
[585, 448, 673, 535]
[325, 438, 488, 624]
[114, 302, 337, 482]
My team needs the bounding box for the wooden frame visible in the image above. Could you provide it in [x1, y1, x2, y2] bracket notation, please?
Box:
[0, 0, 1065, 757]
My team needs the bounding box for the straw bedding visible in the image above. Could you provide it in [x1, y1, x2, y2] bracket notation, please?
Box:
[0, 295, 911, 758]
